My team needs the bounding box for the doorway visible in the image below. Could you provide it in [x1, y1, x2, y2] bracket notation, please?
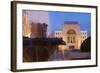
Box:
[69, 45, 75, 49]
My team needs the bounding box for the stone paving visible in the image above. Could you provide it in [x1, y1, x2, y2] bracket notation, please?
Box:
[48, 49, 90, 61]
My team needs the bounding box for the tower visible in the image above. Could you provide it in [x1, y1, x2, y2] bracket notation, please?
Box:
[22, 10, 31, 38]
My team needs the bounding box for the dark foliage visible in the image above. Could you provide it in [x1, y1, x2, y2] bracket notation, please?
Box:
[80, 37, 91, 52]
[23, 37, 66, 62]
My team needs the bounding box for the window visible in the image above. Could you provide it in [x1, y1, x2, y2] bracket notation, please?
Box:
[56, 32, 58, 35]
[67, 30, 76, 34]
[73, 37, 75, 43]
[67, 37, 70, 43]
[67, 30, 76, 43]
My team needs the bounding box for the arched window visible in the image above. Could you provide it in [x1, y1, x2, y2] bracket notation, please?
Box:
[67, 29, 76, 43]
[67, 29, 76, 34]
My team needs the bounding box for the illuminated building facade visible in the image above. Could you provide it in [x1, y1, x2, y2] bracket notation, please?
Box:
[51, 21, 88, 50]
[22, 11, 31, 38]
[80, 31, 88, 43]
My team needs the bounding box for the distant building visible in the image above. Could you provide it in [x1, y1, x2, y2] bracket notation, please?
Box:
[22, 11, 48, 38]
[80, 31, 88, 43]
[22, 11, 31, 38]
[50, 21, 88, 50]
[30, 22, 48, 38]
[53, 31, 62, 38]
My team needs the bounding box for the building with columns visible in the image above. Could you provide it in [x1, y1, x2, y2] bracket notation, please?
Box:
[50, 21, 88, 50]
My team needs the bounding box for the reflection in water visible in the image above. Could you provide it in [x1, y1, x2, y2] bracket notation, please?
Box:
[23, 37, 91, 62]
[23, 37, 66, 62]
[23, 47, 91, 62]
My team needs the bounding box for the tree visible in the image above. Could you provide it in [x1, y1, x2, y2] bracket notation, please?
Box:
[80, 37, 91, 52]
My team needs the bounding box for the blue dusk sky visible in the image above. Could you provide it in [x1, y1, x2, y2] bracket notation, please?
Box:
[49, 11, 91, 36]
[26, 10, 91, 36]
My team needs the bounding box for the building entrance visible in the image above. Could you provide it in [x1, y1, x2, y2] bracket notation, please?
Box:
[69, 45, 75, 49]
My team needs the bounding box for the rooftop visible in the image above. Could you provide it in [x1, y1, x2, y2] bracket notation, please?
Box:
[64, 21, 79, 24]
